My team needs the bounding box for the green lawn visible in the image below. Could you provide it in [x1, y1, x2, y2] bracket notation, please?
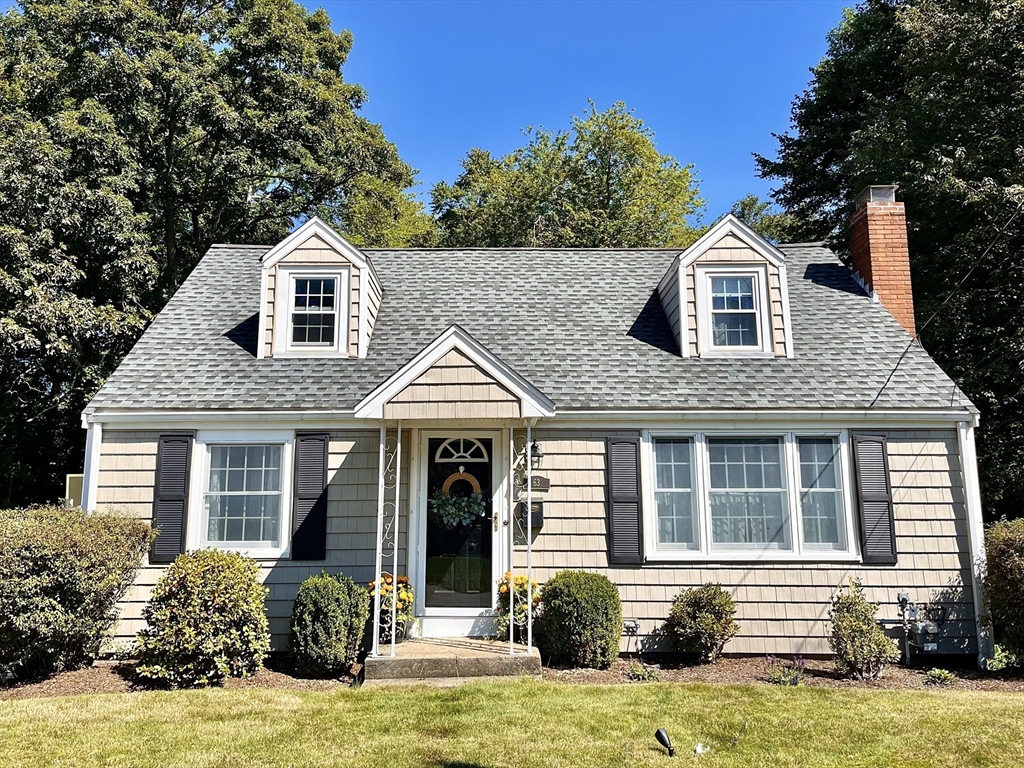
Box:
[1, 679, 1023, 767]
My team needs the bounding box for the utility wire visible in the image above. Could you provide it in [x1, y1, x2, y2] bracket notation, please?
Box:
[869, 203, 1023, 407]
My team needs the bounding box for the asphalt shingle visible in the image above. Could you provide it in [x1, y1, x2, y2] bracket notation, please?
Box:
[84, 243, 974, 414]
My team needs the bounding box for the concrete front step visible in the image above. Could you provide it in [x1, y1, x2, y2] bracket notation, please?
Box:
[363, 638, 541, 683]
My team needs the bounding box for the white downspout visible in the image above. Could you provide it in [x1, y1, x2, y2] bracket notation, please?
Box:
[81, 420, 102, 512]
[958, 418, 993, 665]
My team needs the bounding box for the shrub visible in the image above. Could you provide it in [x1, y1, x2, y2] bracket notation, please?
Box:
[984, 518, 1024, 656]
[0, 506, 152, 680]
[663, 583, 740, 662]
[535, 570, 622, 669]
[135, 549, 270, 687]
[764, 655, 805, 686]
[925, 667, 956, 686]
[987, 644, 1019, 672]
[626, 659, 659, 682]
[290, 572, 369, 676]
[828, 578, 900, 680]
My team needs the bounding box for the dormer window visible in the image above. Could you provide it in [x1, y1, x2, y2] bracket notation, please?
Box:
[291, 277, 337, 347]
[711, 276, 758, 347]
[696, 265, 773, 356]
[274, 265, 349, 356]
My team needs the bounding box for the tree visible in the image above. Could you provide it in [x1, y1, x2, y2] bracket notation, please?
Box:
[432, 102, 704, 248]
[755, 0, 1024, 518]
[0, 0, 431, 505]
[721, 194, 798, 244]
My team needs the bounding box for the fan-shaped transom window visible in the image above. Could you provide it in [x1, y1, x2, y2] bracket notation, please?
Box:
[434, 437, 489, 463]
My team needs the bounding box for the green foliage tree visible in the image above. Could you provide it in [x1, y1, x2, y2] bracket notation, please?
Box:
[755, 0, 1024, 518]
[721, 194, 798, 244]
[0, 0, 431, 505]
[432, 101, 704, 248]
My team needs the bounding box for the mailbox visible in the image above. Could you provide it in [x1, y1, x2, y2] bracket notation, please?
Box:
[516, 501, 544, 530]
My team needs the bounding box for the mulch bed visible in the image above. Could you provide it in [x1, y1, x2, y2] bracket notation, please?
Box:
[3, 655, 1024, 700]
[545, 656, 1024, 692]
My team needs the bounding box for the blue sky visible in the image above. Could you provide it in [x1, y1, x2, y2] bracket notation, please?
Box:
[325, 0, 850, 221]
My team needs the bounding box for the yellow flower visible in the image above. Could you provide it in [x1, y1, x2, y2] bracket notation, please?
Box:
[499, 585, 508, 594]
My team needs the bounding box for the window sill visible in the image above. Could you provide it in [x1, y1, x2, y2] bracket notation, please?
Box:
[644, 550, 861, 565]
[698, 349, 776, 359]
[196, 544, 290, 561]
[271, 349, 350, 359]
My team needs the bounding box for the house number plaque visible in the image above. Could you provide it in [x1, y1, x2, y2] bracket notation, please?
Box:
[530, 475, 551, 492]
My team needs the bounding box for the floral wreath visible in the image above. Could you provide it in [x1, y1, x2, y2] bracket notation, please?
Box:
[429, 467, 487, 529]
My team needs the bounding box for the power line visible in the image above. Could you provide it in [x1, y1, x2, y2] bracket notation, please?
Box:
[869, 203, 1023, 408]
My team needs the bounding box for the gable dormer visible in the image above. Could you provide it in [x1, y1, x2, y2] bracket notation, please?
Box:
[257, 218, 383, 359]
[657, 215, 793, 358]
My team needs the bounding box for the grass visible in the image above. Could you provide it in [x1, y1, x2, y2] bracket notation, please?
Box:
[2, 678, 1023, 767]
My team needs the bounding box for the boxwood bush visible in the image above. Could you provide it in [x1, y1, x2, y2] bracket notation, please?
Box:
[828, 578, 900, 680]
[536, 570, 622, 669]
[984, 518, 1024, 656]
[664, 583, 740, 662]
[0, 506, 152, 680]
[290, 571, 369, 676]
[135, 549, 270, 687]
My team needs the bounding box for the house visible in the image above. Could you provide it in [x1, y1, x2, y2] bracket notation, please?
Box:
[80, 185, 989, 662]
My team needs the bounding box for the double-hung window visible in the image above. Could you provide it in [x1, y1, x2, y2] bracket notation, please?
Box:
[696, 266, 772, 355]
[646, 432, 854, 560]
[188, 431, 294, 558]
[276, 267, 348, 356]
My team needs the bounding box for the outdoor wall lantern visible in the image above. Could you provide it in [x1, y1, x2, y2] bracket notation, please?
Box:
[655, 728, 675, 757]
[530, 439, 544, 466]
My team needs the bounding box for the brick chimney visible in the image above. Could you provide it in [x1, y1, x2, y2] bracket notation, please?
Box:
[850, 185, 916, 336]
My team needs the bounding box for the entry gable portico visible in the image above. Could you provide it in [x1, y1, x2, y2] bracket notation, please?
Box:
[353, 325, 556, 420]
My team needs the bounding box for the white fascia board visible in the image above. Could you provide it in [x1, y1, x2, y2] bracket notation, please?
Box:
[679, 214, 787, 269]
[260, 217, 370, 271]
[81, 421, 102, 511]
[352, 325, 556, 419]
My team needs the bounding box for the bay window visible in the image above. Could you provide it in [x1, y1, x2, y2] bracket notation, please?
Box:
[646, 432, 854, 560]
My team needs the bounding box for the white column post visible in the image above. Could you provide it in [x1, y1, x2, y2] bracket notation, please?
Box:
[372, 422, 386, 657]
[526, 422, 534, 651]
[958, 418, 993, 664]
[509, 427, 516, 656]
[390, 423, 402, 658]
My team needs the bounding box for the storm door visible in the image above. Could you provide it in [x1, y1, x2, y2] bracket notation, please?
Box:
[424, 437, 494, 609]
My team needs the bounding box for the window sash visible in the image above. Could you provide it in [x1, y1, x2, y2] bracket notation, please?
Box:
[698, 267, 771, 355]
[798, 437, 846, 551]
[204, 444, 283, 547]
[646, 432, 853, 559]
[653, 438, 698, 550]
[291, 277, 338, 347]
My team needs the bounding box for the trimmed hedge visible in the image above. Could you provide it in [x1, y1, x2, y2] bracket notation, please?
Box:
[984, 518, 1024, 656]
[0, 506, 152, 680]
[135, 549, 270, 687]
[664, 583, 739, 662]
[290, 571, 369, 676]
[536, 570, 622, 669]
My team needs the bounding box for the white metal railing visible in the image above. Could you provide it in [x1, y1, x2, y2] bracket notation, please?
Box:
[371, 422, 402, 657]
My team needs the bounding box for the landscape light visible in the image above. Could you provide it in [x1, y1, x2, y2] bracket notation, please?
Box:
[655, 728, 674, 757]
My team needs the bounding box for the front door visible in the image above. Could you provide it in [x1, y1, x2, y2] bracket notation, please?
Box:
[424, 436, 494, 609]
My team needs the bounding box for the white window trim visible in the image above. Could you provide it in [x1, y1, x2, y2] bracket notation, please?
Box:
[275, 266, 350, 357]
[695, 264, 774, 357]
[642, 429, 859, 563]
[187, 429, 295, 560]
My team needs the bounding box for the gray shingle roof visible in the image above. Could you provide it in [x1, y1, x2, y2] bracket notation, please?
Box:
[85, 243, 974, 414]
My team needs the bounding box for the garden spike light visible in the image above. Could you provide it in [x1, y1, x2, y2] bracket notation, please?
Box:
[655, 728, 674, 757]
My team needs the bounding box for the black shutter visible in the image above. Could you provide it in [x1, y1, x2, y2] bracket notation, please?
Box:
[606, 436, 644, 565]
[292, 432, 329, 560]
[151, 434, 193, 563]
[852, 435, 897, 565]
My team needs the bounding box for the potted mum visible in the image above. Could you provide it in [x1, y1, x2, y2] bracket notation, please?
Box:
[368, 573, 416, 643]
[496, 571, 541, 644]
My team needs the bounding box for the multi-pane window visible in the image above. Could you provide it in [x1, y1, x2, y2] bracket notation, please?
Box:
[205, 445, 282, 546]
[654, 438, 697, 549]
[708, 438, 790, 549]
[798, 437, 845, 550]
[291, 277, 337, 346]
[711, 276, 758, 347]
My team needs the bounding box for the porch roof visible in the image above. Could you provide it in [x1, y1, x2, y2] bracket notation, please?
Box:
[84, 243, 974, 415]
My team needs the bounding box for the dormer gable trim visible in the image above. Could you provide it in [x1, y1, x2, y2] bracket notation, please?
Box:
[353, 325, 556, 419]
[679, 214, 787, 270]
[261, 216, 371, 271]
